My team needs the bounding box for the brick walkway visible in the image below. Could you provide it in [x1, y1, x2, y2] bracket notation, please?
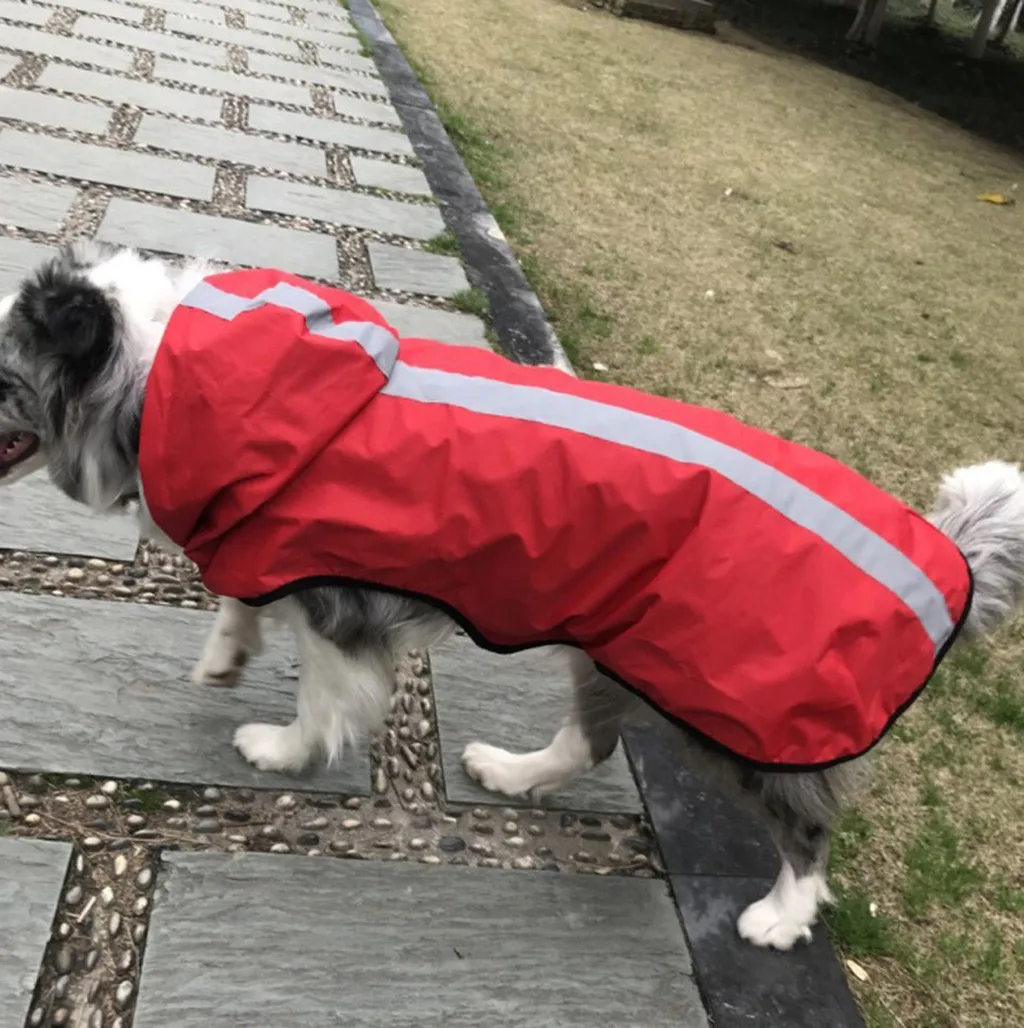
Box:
[0, 1, 864, 1026]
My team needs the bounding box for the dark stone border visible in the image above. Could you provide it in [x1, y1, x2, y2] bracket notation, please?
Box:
[348, 0, 570, 370]
[350, 4, 865, 1024]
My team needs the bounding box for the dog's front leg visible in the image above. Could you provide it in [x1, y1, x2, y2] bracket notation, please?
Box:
[192, 596, 264, 687]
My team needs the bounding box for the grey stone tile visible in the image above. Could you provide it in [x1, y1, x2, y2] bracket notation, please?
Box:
[0, 237, 54, 294]
[317, 46, 378, 73]
[432, 635, 644, 813]
[135, 854, 705, 1028]
[0, 592, 370, 792]
[367, 240, 469, 298]
[0, 86, 113, 134]
[75, 16, 226, 65]
[154, 58, 311, 106]
[0, 0, 51, 26]
[0, 129, 215, 200]
[0, 55, 19, 80]
[136, 115, 325, 177]
[98, 198, 339, 278]
[371, 298, 488, 348]
[36, 64, 223, 120]
[0, 177, 78, 232]
[165, 13, 301, 56]
[0, 838, 72, 1028]
[0, 24, 135, 71]
[246, 104, 410, 154]
[350, 155, 431, 196]
[246, 14, 358, 46]
[247, 177, 443, 240]
[305, 9, 356, 29]
[333, 90, 402, 127]
[229, 0, 295, 20]
[142, 0, 225, 21]
[63, 0, 147, 22]
[0, 474, 139, 559]
[247, 51, 386, 97]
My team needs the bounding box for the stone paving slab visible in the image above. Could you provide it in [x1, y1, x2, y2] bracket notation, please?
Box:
[332, 90, 403, 127]
[0, 238, 55, 294]
[64, 0, 148, 23]
[74, 17, 228, 66]
[165, 13, 302, 57]
[35, 64, 224, 120]
[0, 837, 72, 1028]
[154, 57, 311, 106]
[135, 115, 326, 177]
[247, 176, 444, 240]
[246, 14, 359, 46]
[373, 297, 487, 347]
[0, 130, 216, 201]
[247, 51, 385, 95]
[0, 86, 114, 135]
[246, 103, 411, 155]
[0, 0, 51, 26]
[135, 853, 706, 1028]
[368, 240, 470, 297]
[0, 55, 19, 80]
[0, 474, 139, 560]
[0, 592, 370, 792]
[1, 24, 136, 72]
[145, 0, 227, 21]
[97, 198, 340, 278]
[0, 178, 78, 233]
[351, 154, 431, 196]
[432, 636, 644, 813]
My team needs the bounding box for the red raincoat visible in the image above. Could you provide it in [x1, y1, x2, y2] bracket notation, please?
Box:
[139, 269, 973, 770]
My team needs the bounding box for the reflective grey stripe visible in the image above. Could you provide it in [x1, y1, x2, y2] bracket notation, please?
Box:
[180, 279, 398, 377]
[382, 362, 956, 653]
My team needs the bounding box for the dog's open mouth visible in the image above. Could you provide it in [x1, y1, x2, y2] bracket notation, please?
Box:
[0, 432, 40, 476]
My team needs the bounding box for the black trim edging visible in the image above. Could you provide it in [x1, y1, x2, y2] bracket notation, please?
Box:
[348, 0, 571, 370]
[348, 3, 865, 1025]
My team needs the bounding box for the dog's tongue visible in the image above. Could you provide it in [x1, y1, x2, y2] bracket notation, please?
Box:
[0, 432, 36, 468]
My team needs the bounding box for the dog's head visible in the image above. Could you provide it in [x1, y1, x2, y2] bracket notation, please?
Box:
[0, 241, 175, 509]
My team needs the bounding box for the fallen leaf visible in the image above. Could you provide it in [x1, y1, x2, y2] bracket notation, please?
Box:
[977, 193, 1016, 206]
[591, 361, 608, 372]
[765, 376, 809, 389]
[846, 959, 870, 982]
[773, 239, 797, 254]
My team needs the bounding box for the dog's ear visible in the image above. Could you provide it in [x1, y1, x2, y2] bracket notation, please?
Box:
[16, 259, 118, 384]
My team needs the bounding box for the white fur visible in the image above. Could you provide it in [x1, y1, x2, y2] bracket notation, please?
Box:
[192, 597, 264, 686]
[737, 863, 833, 950]
[462, 723, 595, 799]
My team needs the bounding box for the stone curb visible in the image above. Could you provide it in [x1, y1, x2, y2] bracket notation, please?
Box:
[348, 4, 866, 1025]
[347, 0, 573, 371]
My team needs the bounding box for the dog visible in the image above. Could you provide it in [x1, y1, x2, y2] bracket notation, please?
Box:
[2, 240, 1024, 953]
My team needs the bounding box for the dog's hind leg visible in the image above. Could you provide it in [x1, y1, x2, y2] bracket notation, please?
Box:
[192, 596, 264, 686]
[462, 649, 638, 799]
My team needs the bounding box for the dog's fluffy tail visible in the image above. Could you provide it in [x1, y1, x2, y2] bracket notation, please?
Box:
[930, 460, 1024, 639]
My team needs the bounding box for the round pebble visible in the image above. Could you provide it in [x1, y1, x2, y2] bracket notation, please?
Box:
[54, 975, 70, 1000]
[202, 787, 222, 802]
[137, 868, 153, 889]
[472, 807, 490, 820]
[117, 950, 133, 972]
[195, 805, 218, 817]
[82, 836, 104, 852]
[512, 856, 535, 870]
[370, 817, 392, 829]
[506, 837, 525, 848]
[419, 854, 441, 865]
[126, 814, 146, 828]
[329, 840, 353, 854]
[343, 797, 361, 810]
[108, 912, 122, 937]
[300, 817, 328, 830]
[114, 981, 134, 1009]
[85, 795, 109, 809]
[438, 836, 466, 853]
[275, 794, 297, 810]
[84, 949, 99, 971]
[53, 945, 74, 974]
[502, 821, 518, 834]
[341, 818, 361, 830]
[270, 842, 291, 854]
[408, 837, 427, 851]
[24, 813, 41, 826]
[28, 1007, 43, 1028]
[89, 1009, 104, 1028]
[296, 832, 319, 847]
[133, 896, 149, 916]
[226, 834, 247, 845]
[420, 782, 435, 801]
[162, 798, 182, 811]
[64, 885, 83, 906]
[113, 855, 128, 877]
[132, 923, 147, 944]
[527, 825, 544, 837]
[100, 781, 118, 796]
[259, 825, 280, 839]
[0, 772, 7, 787]
[100, 886, 115, 906]
[194, 818, 222, 834]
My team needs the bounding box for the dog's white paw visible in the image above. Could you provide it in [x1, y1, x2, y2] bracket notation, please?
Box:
[192, 635, 249, 687]
[462, 741, 533, 797]
[736, 895, 813, 951]
[233, 722, 310, 773]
